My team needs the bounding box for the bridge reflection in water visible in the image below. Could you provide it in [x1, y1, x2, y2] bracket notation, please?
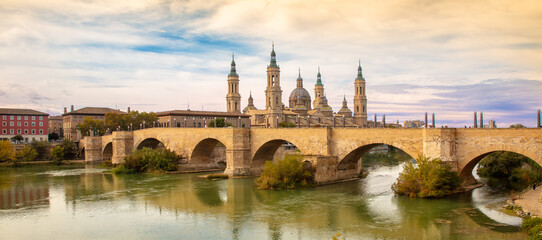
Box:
[0, 166, 517, 239]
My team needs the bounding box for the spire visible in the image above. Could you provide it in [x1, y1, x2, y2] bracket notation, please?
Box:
[316, 66, 323, 86]
[248, 91, 254, 105]
[269, 42, 278, 67]
[229, 53, 238, 77]
[296, 67, 303, 88]
[356, 59, 364, 80]
[342, 95, 348, 108]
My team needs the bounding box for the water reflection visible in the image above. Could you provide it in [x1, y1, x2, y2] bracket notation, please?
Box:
[0, 165, 528, 240]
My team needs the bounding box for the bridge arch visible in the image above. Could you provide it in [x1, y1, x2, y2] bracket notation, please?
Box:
[459, 146, 542, 180]
[251, 139, 302, 174]
[136, 138, 166, 150]
[102, 142, 112, 161]
[190, 138, 227, 168]
[336, 143, 416, 180]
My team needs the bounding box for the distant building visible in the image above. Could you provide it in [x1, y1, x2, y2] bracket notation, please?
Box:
[403, 120, 425, 128]
[48, 115, 63, 137]
[156, 110, 250, 128]
[488, 120, 497, 128]
[0, 108, 49, 142]
[62, 105, 126, 141]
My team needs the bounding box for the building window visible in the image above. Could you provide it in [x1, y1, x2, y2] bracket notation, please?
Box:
[32, 129, 36, 134]
[10, 122, 14, 126]
[32, 122, 36, 126]
[32, 116, 35, 120]
[24, 116, 28, 120]
[2, 121, 5, 126]
[17, 122, 21, 126]
[2, 116, 5, 120]
[17, 116, 21, 120]
[39, 122, 43, 126]
[2, 129, 6, 134]
[24, 130, 28, 134]
[39, 129, 43, 134]
[24, 122, 28, 126]
[10, 129, 14, 134]
[39, 116, 43, 120]
[17, 129, 21, 134]
[10, 116, 14, 120]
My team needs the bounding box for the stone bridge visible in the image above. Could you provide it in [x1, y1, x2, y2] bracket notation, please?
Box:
[83, 127, 542, 186]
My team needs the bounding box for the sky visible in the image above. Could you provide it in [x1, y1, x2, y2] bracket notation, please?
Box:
[1, 0, 541, 127]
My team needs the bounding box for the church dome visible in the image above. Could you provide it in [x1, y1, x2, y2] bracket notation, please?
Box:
[289, 88, 311, 100]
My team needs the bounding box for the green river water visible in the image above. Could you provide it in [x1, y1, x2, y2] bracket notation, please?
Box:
[0, 164, 528, 239]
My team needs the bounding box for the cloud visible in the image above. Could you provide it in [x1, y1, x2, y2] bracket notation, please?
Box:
[0, 0, 540, 127]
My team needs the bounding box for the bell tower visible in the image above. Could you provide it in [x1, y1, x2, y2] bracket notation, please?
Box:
[264, 43, 283, 127]
[353, 61, 367, 127]
[226, 54, 241, 113]
[313, 67, 325, 108]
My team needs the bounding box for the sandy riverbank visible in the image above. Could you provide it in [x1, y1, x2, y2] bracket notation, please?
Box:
[515, 188, 542, 217]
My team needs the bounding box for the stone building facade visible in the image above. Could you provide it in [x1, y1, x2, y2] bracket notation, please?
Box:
[62, 106, 126, 141]
[157, 110, 250, 128]
[48, 115, 63, 138]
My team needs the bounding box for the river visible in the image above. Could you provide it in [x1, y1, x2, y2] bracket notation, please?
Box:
[0, 164, 527, 239]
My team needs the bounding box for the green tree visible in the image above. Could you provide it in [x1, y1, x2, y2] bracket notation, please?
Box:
[11, 135, 23, 142]
[510, 123, 526, 128]
[60, 139, 78, 160]
[14, 145, 37, 165]
[208, 118, 231, 128]
[477, 151, 542, 189]
[112, 148, 179, 174]
[30, 140, 51, 160]
[48, 132, 60, 141]
[104, 111, 158, 131]
[255, 154, 314, 189]
[51, 146, 64, 165]
[77, 117, 106, 136]
[0, 140, 14, 162]
[278, 121, 296, 128]
[392, 155, 462, 198]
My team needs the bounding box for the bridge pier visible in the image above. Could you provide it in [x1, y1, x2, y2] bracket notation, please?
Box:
[422, 128, 458, 170]
[84, 136, 103, 163]
[112, 131, 134, 164]
[224, 128, 252, 176]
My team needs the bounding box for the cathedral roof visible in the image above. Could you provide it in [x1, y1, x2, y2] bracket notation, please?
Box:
[289, 88, 311, 100]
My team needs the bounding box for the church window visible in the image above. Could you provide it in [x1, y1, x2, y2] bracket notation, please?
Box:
[363, 106, 366, 112]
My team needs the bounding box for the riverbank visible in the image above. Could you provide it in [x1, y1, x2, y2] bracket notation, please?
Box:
[0, 159, 85, 167]
[514, 188, 542, 217]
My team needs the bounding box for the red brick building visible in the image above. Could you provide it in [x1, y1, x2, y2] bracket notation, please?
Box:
[0, 108, 49, 142]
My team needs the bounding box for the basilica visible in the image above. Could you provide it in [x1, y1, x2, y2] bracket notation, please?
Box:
[226, 44, 368, 128]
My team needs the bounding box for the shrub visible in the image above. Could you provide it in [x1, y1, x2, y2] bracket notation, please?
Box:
[392, 155, 462, 198]
[278, 121, 296, 128]
[113, 147, 179, 174]
[0, 140, 14, 162]
[256, 154, 314, 189]
[206, 173, 229, 180]
[15, 145, 38, 165]
[523, 216, 542, 240]
[51, 146, 65, 165]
